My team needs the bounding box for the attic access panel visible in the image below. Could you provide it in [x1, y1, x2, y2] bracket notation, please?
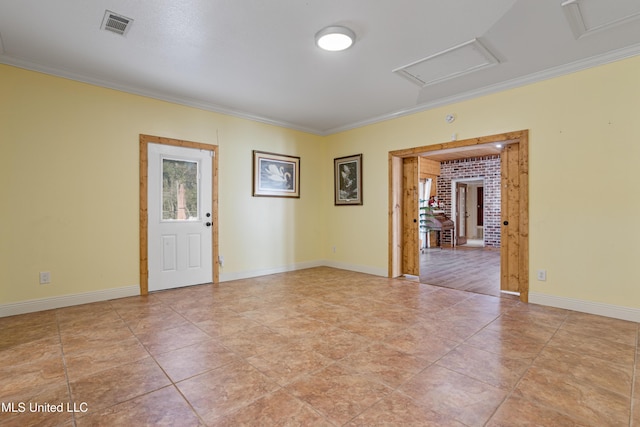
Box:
[562, 0, 640, 38]
[393, 39, 499, 88]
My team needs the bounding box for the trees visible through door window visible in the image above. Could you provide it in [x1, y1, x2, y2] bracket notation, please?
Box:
[162, 159, 198, 220]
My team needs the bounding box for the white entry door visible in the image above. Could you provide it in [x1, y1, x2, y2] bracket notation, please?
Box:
[147, 143, 213, 292]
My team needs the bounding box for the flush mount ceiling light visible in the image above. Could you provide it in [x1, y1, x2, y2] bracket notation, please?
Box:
[315, 26, 355, 51]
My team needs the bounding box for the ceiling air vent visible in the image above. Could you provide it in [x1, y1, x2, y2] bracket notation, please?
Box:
[101, 10, 133, 36]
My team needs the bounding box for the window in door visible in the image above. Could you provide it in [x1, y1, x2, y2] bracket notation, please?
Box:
[162, 158, 199, 221]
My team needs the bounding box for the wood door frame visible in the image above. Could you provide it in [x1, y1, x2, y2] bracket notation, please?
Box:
[139, 134, 219, 295]
[388, 130, 529, 302]
[455, 182, 469, 246]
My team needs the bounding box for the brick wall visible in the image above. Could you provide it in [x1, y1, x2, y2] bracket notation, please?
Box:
[437, 155, 501, 247]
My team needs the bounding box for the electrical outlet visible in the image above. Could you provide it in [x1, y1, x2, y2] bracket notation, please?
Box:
[536, 270, 547, 281]
[39, 271, 51, 285]
[332, 246, 336, 253]
[218, 255, 224, 267]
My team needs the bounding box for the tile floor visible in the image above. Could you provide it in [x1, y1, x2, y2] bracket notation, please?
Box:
[1, 267, 639, 426]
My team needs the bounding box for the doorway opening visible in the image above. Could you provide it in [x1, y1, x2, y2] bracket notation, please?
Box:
[389, 130, 528, 302]
[452, 178, 485, 248]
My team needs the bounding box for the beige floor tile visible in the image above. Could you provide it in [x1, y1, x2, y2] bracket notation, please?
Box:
[0, 357, 66, 400]
[56, 306, 122, 330]
[265, 315, 334, 339]
[417, 286, 474, 309]
[194, 314, 262, 339]
[297, 301, 359, 324]
[120, 309, 189, 333]
[239, 305, 301, 324]
[399, 365, 507, 427]
[501, 304, 569, 329]
[338, 342, 431, 388]
[69, 358, 171, 413]
[482, 313, 559, 343]
[436, 343, 533, 390]
[247, 342, 334, 386]
[134, 323, 212, 356]
[64, 336, 150, 382]
[336, 312, 404, 341]
[154, 339, 238, 382]
[561, 311, 638, 347]
[465, 327, 549, 359]
[413, 310, 493, 342]
[534, 345, 633, 396]
[383, 325, 459, 362]
[75, 386, 203, 427]
[216, 324, 292, 358]
[366, 303, 425, 327]
[514, 365, 630, 426]
[0, 336, 62, 367]
[547, 329, 636, 366]
[215, 389, 332, 426]
[0, 382, 74, 427]
[0, 312, 59, 349]
[176, 359, 279, 424]
[0, 310, 57, 331]
[59, 319, 135, 354]
[487, 395, 591, 426]
[448, 292, 520, 316]
[294, 326, 370, 360]
[633, 397, 640, 426]
[347, 391, 467, 427]
[286, 363, 392, 425]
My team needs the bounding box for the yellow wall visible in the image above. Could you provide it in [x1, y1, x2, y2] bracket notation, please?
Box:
[325, 55, 640, 308]
[2, 55, 640, 311]
[0, 64, 326, 305]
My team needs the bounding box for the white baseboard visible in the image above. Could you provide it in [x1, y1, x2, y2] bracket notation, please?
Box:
[4, 273, 639, 324]
[529, 292, 640, 323]
[0, 285, 140, 318]
[219, 260, 326, 282]
[1, 260, 386, 318]
[219, 260, 387, 283]
[322, 260, 387, 277]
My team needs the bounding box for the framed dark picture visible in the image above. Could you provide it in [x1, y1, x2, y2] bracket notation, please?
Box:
[334, 154, 362, 205]
[252, 150, 300, 198]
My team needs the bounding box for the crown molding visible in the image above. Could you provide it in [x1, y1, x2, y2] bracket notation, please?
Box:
[0, 55, 322, 135]
[323, 42, 640, 135]
[3, 42, 640, 137]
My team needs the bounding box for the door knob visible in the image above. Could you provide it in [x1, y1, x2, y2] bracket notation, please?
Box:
[205, 222, 212, 227]
[503, 220, 509, 226]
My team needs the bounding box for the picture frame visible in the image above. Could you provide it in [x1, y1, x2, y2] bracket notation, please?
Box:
[334, 154, 362, 205]
[252, 150, 300, 198]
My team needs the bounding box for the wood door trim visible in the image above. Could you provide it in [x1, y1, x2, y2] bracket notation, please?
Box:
[139, 134, 219, 295]
[456, 182, 468, 246]
[389, 131, 524, 158]
[402, 157, 420, 275]
[388, 130, 529, 302]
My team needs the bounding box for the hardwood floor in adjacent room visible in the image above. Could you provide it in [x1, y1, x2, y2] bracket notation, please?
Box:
[1, 267, 638, 426]
[420, 246, 503, 297]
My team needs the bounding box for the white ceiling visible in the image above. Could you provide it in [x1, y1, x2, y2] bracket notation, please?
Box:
[1, 0, 639, 135]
